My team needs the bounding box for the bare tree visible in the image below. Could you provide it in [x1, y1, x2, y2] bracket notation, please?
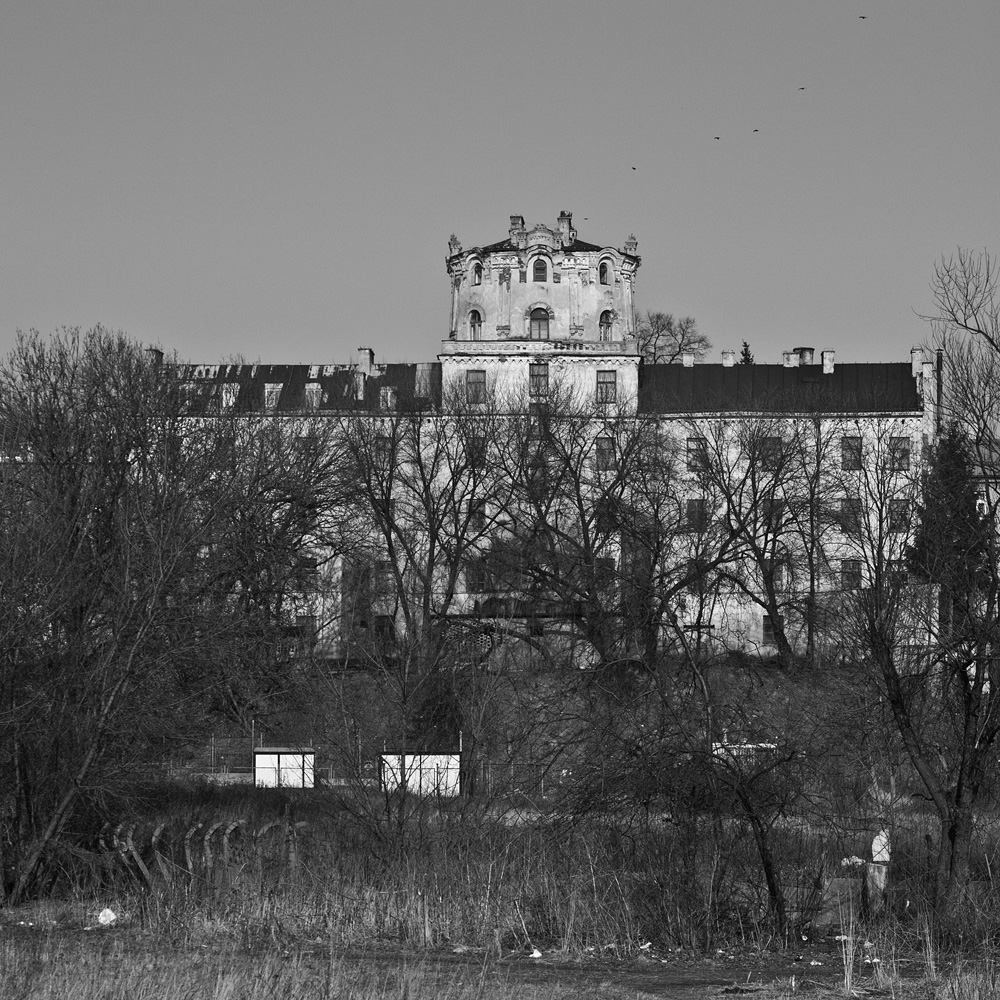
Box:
[636, 311, 711, 364]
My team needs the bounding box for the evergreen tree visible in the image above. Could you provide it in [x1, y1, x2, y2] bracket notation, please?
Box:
[739, 341, 754, 365]
[907, 424, 991, 635]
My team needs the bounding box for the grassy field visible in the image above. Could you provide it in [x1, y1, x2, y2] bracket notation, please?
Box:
[4, 783, 1000, 998]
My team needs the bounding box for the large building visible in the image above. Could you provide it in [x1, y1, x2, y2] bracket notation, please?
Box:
[176, 212, 941, 664]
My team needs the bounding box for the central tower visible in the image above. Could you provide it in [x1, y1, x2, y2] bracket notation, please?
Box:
[440, 212, 642, 409]
[444, 211, 640, 343]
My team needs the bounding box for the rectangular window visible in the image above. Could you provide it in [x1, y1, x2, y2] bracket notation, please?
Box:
[596, 370, 617, 405]
[528, 400, 548, 439]
[264, 382, 283, 410]
[686, 436, 708, 472]
[762, 614, 782, 645]
[467, 500, 486, 533]
[761, 498, 784, 529]
[374, 434, 392, 463]
[840, 497, 862, 534]
[465, 557, 492, 593]
[686, 497, 708, 533]
[889, 500, 909, 533]
[595, 436, 617, 472]
[760, 436, 783, 471]
[303, 382, 322, 410]
[466, 370, 486, 404]
[467, 435, 486, 470]
[842, 436, 863, 471]
[841, 558, 863, 590]
[888, 436, 911, 471]
[529, 363, 549, 397]
[221, 383, 239, 410]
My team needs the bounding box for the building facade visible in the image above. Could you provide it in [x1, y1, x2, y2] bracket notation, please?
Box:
[175, 212, 941, 665]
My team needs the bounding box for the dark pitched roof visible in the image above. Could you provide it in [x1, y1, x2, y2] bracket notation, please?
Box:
[174, 363, 442, 414]
[476, 238, 616, 255]
[637, 363, 922, 414]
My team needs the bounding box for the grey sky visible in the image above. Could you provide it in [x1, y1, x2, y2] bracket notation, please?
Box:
[2, 1, 997, 365]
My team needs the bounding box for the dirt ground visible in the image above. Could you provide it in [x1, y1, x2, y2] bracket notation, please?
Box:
[0, 912, 939, 1000]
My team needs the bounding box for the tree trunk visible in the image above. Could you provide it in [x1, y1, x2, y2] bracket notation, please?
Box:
[934, 805, 973, 923]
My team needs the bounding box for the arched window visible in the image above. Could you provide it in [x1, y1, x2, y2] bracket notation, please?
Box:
[529, 308, 549, 340]
[472, 263, 482, 286]
[469, 310, 482, 340]
[599, 261, 611, 285]
[599, 311, 613, 341]
[532, 258, 547, 283]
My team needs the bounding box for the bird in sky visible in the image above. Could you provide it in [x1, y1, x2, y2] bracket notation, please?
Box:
[631, 166, 636, 170]
[714, 136, 720, 140]
[798, 86, 806, 90]
[859, 15, 867, 18]
[752, 129, 759, 132]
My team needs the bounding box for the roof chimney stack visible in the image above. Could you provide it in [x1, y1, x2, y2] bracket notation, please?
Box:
[782, 351, 800, 368]
[357, 346, 374, 375]
[682, 353, 695, 367]
[557, 210, 576, 245]
[911, 347, 924, 376]
[722, 350, 736, 367]
[794, 346, 815, 365]
[821, 350, 835, 374]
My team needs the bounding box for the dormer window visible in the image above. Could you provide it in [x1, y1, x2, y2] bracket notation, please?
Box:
[469, 310, 482, 340]
[530, 308, 550, 340]
[472, 263, 482, 286]
[599, 261, 611, 285]
[532, 259, 547, 283]
[599, 311, 613, 341]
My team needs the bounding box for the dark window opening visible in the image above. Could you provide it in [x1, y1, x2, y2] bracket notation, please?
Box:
[529, 362, 549, 397]
[466, 369, 486, 404]
[529, 308, 550, 340]
[687, 436, 708, 472]
[841, 559, 863, 590]
[686, 497, 708, 533]
[469, 310, 482, 340]
[599, 310, 613, 341]
[596, 370, 617, 404]
[840, 498, 862, 534]
[599, 261, 611, 285]
[759, 436, 783, 471]
[889, 500, 909, 533]
[532, 259, 547, 282]
[595, 436, 617, 472]
[888, 436, 911, 471]
[842, 436, 863, 471]
[472, 263, 482, 285]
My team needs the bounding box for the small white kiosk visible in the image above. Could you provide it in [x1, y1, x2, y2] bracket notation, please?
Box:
[253, 747, 316, 788]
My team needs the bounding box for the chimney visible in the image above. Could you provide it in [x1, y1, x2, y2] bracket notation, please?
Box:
[911, 347, 924, 376]
[782, 352, 800, 368]
[794, 346, 815, 365]
[821, 350, 835, 374]
[509, 215, 525, 241]
[145, 347, 164, 366]
[722, 350, 736, 367]
[682, 353, 695, 367]
[357, 346, 374, 375]
[557, 210, 575, 245]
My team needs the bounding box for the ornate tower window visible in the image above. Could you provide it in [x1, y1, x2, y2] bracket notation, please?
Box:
[599, 311, 613, 341]
[532, 258, 548, 283]
[469, 310, 482, 340]
[529, 308, 550, 340]
[472, 263, 482, 286]
[599, 261, 611, 285]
